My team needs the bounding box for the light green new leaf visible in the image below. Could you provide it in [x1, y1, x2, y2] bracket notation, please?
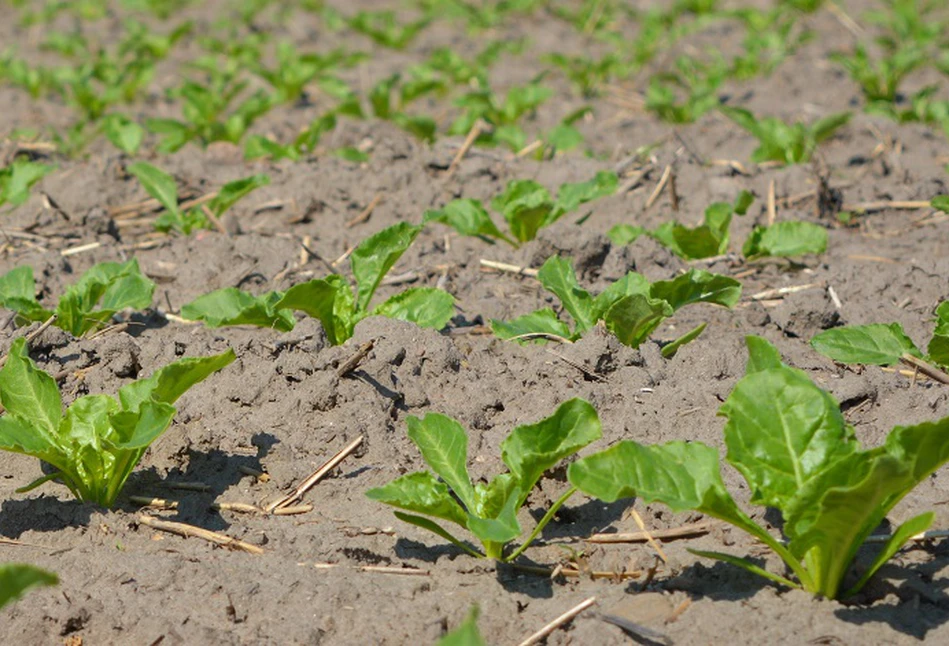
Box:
[276, 276, 355, 345]
[607, 224, 647, 246]
[0, 160, 55, 207]
[423, 199, 514, 246]
[720, 359, 859, 510]
[0, 266, 51, 323]
[501, 398, 601, 506]
[55, 259, 155, 336]
[553, 171, 618, 218]
[591, 271, 651, 320]
[845, 511, 933, 597]
[0, 564, 57, 610]
[650, 270, 742, 311]
[537, 256, 595, 332]
[471, 473, 519, 520]
[745, 335, 784, 373]
[103, 114, 144, 154]
[372, 288, 455, 330]
[743, 222, 827, 258]
[603, 294, 673, 348]
[181, 288, 296, 332]
[207, 174, 270, 217]
[465, 486, 521, 545]
[110, 400, 178, 449]
[490, 309, 573, 343]
[366, 471, 469, 527]
[406, 413, 476, 511]
[117, 349, 236, 413]
[660, 322, 707, 358]
[127, 161, 180, 218]
[927, 302, 949, 368]
[810, 323, 921, 366]
[492, 180, 553, 243]
[931, 196, 949, 213]
[350, 222, 423, 312]
[0, 338, 62, 437]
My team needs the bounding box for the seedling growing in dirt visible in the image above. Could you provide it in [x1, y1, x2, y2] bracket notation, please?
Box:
[811, 300, 949, 370]
[438, 607, 484, 645]
[729, 8, 812, 80]
[449, 81, 553, 151]
[244, 113, 339, 161]
[491, 256, 741, 355]
[569, 336, 949, 599]
[127, 162, 269, 234]
[425, 171, 618, 247]
[609, 191, 755, 258]
[0, 338, 234, 507]
[254, 43, 365, 104]
[645, 54, 727, 124]
[181, 222, 455, 345]
[0, 158, 55, 209]
[742, 221, 827, 259]
[868, 86, 949, 140]
[347, 10, 430, 49]
[0, 564, 57, 609]
[831, 45, 924, 104]
[102, 113, 144, 154]
[545, 52, 621, 98]
[367, 398, 602, 561]
[720, 106, 850, 165]
[0, 260, 154, 337]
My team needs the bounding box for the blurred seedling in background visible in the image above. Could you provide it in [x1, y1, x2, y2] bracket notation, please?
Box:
[720, 106, 851, 165]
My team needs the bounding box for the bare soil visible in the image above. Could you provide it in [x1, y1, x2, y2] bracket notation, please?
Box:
[2, 1, 949, 644]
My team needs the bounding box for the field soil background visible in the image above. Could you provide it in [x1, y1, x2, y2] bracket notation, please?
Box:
[2, 0, 949, 644]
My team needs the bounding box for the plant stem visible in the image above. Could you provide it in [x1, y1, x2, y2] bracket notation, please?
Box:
[505, 486, 577, 563]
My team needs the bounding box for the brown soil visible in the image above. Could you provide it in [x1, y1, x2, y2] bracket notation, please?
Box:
[2, 1, 949, 644]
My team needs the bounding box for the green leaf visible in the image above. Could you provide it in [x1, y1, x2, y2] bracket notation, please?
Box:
[181, 288, 296, 332]
[110, 400, 177, 449]
[471, 473, 519, 520]
[275, 276, 355, 346]
[405, 413, 477, 511]
[501, 398, 601, 505]
[0, 266, 51, 323]
[688, 549, 800, 590]
[423, 199, 514, 246]
[602, 294, 673, 348]
[733, 190, 755, 215]
[438, 607, 485, 646]
[932, 196, 949, 213]
[55, 259, 155, 336]
[117, 349, 236, 412]
[650, 270, 742, 311]
[720, 357, 859, 510]
[591, 272, 651, 320]
[743, 222, 827, 258]
[371, 288, 455, 330]
[607, 224, 647, 246]
[0, 160, 55, 207]
[366, 471, 469, 527]
[845, 511, 933, 597]
[553, 171, 618, 217]
[745, 335, 784, 373]
[465, 485, 521, 547]
[127, 162, 180, 218]
[660, 322, 707, 358]
[207, 174, 269, 217]
[490, 309, 573, 343]
[929, 302, 949, 368]
[0, 564, 57, 609]
[0, 338, 62, 437]
[491, 180, 554, 243]
[537, 256, 596, 333]
[810, 323, 922, 366]
[103, 114, 143, 154]
[350, 222, 423, 313]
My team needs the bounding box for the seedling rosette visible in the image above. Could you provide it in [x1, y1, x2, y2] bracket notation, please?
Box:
[181, 222, 455, 345]
[367, 398, 601, 561]
[0, 339, 234, 507]
[569, 336, 949, 598]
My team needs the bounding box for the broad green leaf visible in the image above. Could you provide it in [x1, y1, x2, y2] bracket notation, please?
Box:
[207, 174, 270, 217]
[811, 112, 851, 143]
[405, 413, 476, 511]
[423, 199, 514, 246]
[350, 222, 423, 312]
[492, 180, 553, 243]
[464, 484, 521, 545]
[591, 272, 651, 320]
[720, 360, 858, 510]
[56, 259, 155, 335]
[660, 322, 707, 358]
[552, 171, 618, 218]
[366, 471, 469, 527]
[110, 400, 177, 449]
[733, 190, 755, 215]
[117, 349, 236, 412]
[932, 196, 949, 213]
[103, 114, 143, 154]
[608, 224, 647, 246]
[127, 162, 180, 218]
[743, 222, 827, 258]
[490, 309, 573, 343]
[371, 288, 455, 330]
[845, 511, 933, 597]
[60, 395, 116, 458]
[181, 288, 296, 332]
[745, 335, 784, 373]
[438, 607, 485, 646]
[927, 302, 949, 368]
[276, 276, 355, 345]
[537, 256, 596, 333]
[0, 160, 54, 207]
[501, 398, 601, 505]
[0, 564, 57, 609]
[650, 270, 742, 311]
[0, 266, 50, 322]
[602, 294, 673, 348]
[810, 323, 921, 366]
[0, 338, 62, 437]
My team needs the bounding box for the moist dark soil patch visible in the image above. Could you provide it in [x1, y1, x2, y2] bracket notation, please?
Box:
[2, 1, 949, 644]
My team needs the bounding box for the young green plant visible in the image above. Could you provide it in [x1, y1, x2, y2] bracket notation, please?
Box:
[0, 563, 57, 609]
[180, 222, 454, 345]
[0, 158, 55, 209]
[569, 335, 949, 599]
[720, 106, 850, 165]
[0, 260, 154, 337]
[367, 398, 601, 561]
[492, 256, 741, 356]
[0, 338, 234, 507]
